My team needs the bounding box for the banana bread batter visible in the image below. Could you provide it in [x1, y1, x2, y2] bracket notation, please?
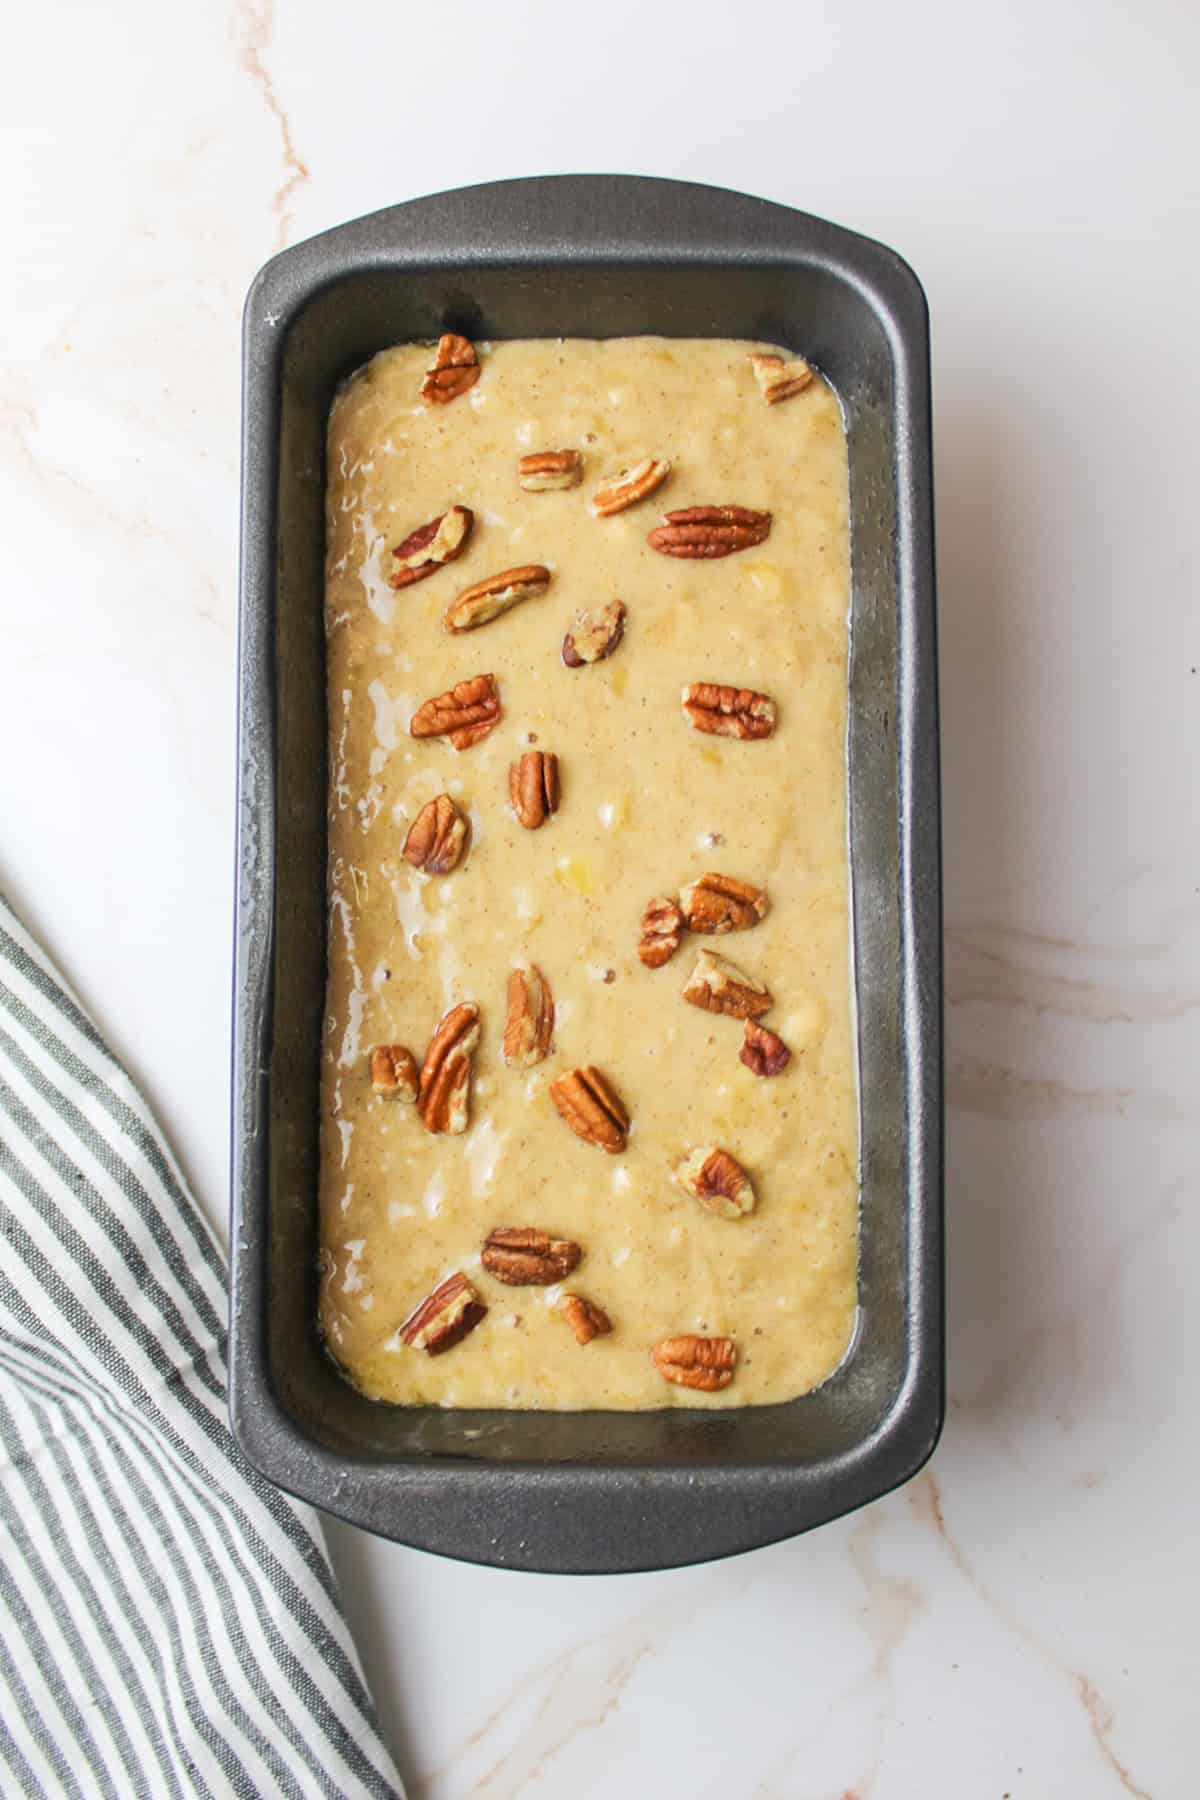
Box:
[319, 336, 857, 1409]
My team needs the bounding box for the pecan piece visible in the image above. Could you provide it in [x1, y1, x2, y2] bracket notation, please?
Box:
[559, 1294, 612, 1345]
[481, 1227, 582, 1286]
[402, 794, 469, 875]
[749, 352, 814, 405]
[679, 872, 768, 933]
[592, 457, 671, 517]
[741, 1020, 791, 1077]
[638, 896, 684, 969]
[503, 964, 554, 1067]
[420, 333, 480, 405]
[651, 1335, 737, 1392]
[388, 504, 473, 590]
[509, 750, 561, 829]
[444, 564, 551, 634]
[400, 1271, 487, 1354]
[562, 598, 626, 667]
[518, 449, 582, 491]
[410, 674, 501, 750]
[549, 1066, 629, 1153]
[649, 505, 771, 559]
[681, 681, 776, 741]
[681, 949, 772, 1020]
[369, 1044, 418, 1101]
[417, 1001, 481, 1134]
[670, 1146, 756, 1219]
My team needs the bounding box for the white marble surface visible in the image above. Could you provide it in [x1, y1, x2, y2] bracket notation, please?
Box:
[3, 1, 1197, 1794]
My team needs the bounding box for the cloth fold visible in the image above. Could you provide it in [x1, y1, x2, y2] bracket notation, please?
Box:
[0, 894, 403, 1799]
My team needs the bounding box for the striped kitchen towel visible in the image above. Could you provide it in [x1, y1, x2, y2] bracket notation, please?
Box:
[0, 893, 403, 1800]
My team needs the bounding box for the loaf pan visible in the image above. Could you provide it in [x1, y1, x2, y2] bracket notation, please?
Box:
[232, 175, 942, 1573]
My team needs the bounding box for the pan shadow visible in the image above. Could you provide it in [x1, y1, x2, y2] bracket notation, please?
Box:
[933, 392, 1038, 1429]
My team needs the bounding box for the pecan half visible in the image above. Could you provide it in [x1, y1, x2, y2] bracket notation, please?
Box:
[370, 1044, 418, 1101]
[411, 674, 501, 750]
[388, 505, 473, 590]
[519, 449, 582, 491]
[509, 750, 561, 829]
[562, 598, 626, 667]
[444, 564, 551, 634]
[741, 1019, 791, 1077]
[503, 964, 554, 1067]
[671, 1146, 756, 1219]
[681, 682, 776, 741]
[549, 1066, 629, 1153]
[417, 1001, 481, 1134]
[402, 794, 469, 874]
[481, 1227, 582, 1286]
[559, 1294, 612, 1345]
[679, 872, 768, 933]
[648, 505, 771, 559]
[681, 949, 772, 1020]
[749, 352, 814, 404]
[400, 1271, 487, 1354]
[651, 1335, 737, 1392]
[638, 896, 685, 968]
[420, 333, 480, 405]
[591, 457, 671, 517]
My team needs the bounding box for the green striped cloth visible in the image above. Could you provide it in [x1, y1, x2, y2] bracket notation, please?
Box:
[0, 896, 404, 1799]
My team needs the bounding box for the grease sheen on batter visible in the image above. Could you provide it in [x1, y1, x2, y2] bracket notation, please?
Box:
[319, 337, 858, 1409]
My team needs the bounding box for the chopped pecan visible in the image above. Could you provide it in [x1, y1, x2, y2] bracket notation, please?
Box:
[749, 352, 814, 404]
[411, 674, 501, 750]
[649, 505, 771, 559]
[481, 1227, 581, 1286]
[559, 1294, 612, 1345]
[518, 449, 582, 491]
[402, 794, 469, 874]
[503, 964, 554, 1068]
[417, 1001, 481, 1135]
[679, 872, 768, 933]
[592, 457, 671, 517]
[550, 1066, 629, 1153]
[651, 1335, 737, 1392]
[388, 504, 473, 590]
[681, 949, 772, 1020]
[681, 681, 776, 741]
[741, 1019, 791, 1077]
[444, 564, 551, 634]
[638, 896, 684, 968]
[562, 598, 626, 667]
[400, 1271, 487, 1354]
[509, 750, 561, 829]
[370, 1044, 418, 1101]
[670, 1146, 756, 1219]
[420, 333, 480, 405]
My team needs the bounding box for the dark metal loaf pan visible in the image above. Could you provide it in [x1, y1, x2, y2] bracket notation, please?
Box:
[232, 175, 942, 1574]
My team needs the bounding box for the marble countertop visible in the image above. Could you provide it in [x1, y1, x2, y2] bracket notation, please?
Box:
[3, 0, 1196, 1793]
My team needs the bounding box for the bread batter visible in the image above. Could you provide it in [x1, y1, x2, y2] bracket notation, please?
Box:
[319, 336, 857, 1409]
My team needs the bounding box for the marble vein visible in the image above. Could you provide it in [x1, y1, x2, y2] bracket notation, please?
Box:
[0, 388, 230, 638]
[947, 1055, 1195, 1125]
[911, 1477, 1155, 1799]
[413, 1573, 736, 1798]
[843, 1511, 926, 1795]
[1, 392, 161, 549]
[946, 925, 1200, 1025]
[232, 0, 310, 249]
[1075, 1676, 1155, 1800]
[750, 1515, 926, 1799]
